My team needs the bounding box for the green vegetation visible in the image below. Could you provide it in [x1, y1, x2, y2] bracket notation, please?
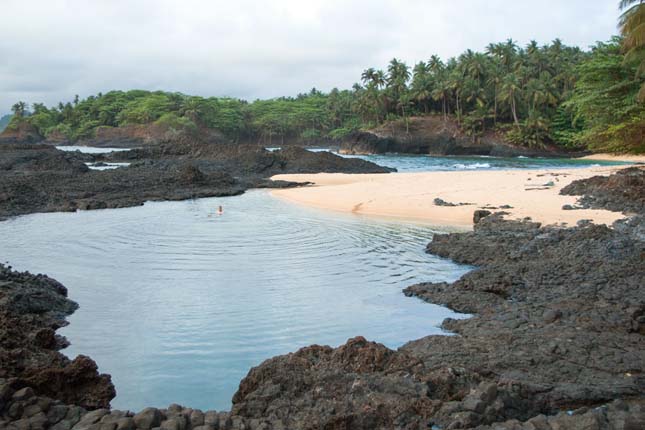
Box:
[0, 114, 11, 132]
[6, 89, 343, 144]
[619, 0, 645, 101]
[564, 38, 645, 153]
[5, 4, 644, 153]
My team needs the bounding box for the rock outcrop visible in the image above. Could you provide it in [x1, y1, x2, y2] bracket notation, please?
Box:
[0, 265, 115, 410]
[561, 166, 645, 214]
[0, 143, 390, 220]
[339, 116, 584, 157]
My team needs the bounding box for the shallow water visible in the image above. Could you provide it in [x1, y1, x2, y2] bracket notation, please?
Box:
[0, 191, 470, 411]
[85, 162, 131, 170]
[56, 145, 133, 154]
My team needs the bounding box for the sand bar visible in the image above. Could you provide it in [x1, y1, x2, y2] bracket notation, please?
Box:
[272, 166, 635, 229]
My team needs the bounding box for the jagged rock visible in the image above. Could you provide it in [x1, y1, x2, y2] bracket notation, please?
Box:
[473, 209, 492, 224]
[561, 166, 645, 214]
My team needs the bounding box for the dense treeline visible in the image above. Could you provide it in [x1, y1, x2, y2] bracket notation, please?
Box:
[7, 89, 343, 145]
[7, 31, 644, 152]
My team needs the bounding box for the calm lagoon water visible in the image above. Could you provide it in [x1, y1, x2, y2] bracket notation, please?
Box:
[0, 191, 470, 411]
[5, 147, 625, 411]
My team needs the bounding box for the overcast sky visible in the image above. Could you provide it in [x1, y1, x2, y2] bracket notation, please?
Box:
[0, 0, 620, 113]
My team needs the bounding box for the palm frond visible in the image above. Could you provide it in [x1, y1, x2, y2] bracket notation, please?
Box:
[619, 0, 642, 11]
[619, 4, 645, 32]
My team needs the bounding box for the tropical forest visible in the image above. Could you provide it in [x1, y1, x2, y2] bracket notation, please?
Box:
[5, 3, 645, 153]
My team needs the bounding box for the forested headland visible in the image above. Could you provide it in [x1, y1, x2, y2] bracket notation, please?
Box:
[5, 18, 644, 153]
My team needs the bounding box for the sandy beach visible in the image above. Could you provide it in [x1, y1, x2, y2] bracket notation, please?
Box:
[579, 153, 645, 163]
[272, 165, 636, 229]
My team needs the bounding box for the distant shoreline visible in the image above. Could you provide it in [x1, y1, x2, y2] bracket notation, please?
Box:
[579, 153, 645, 163]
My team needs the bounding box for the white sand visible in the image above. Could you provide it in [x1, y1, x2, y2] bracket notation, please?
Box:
[271, 166, 634, 229]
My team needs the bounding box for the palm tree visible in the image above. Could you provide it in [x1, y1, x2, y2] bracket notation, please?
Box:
[463, 77, 487, 109]
[412, 61, 433, 113]
[360, 68, 386, 124]
[428, 55, 444, 75]
[486, 63, 503, 126]
[489, 39, 518, 71]
[526, 40, 540, 56]
[11, 101, 27, 117]
[500, 74, 521, 126]
[361, 68, 378, 87]
[432, 79, 451, 122]
[619, 0, 645, 101]
[464, 52, 488, 83]
[181, 97, 203, 122]
[387, 58, 411, 91]
[386, 58, 411, 119]
[448, 70, 465, 123]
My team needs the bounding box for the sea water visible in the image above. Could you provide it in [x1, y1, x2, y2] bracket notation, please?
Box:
[0, 191, 470, 411]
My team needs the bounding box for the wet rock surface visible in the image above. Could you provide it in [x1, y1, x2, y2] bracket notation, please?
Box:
[0, 167, 643, 429]
[0, 142, 390, 220]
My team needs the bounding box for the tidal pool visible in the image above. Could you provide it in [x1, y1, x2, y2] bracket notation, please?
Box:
[0, 191, 470, 411]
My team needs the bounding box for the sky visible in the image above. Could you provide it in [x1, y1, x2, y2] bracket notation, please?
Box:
[0, 0, 621, 113]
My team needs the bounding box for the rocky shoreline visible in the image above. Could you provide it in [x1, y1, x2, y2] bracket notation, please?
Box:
[0, 164, 643, 428]
[339, 117, 590, 158]
[0, 142, 392, 221]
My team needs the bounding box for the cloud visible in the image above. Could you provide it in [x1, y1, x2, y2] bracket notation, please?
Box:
[0, 0, 620, 112]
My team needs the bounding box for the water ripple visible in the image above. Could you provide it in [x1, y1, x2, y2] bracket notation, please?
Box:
[0, 190, 470, 411]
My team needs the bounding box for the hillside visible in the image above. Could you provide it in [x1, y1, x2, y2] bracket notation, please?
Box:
[0, 114, 11, 132]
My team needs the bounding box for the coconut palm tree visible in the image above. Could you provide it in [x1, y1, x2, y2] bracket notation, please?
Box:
[488, 39, 518, 71]
[386, 58, 411, 118]
[486, 63, 504, 126]
[412, 61, 433, 113]
[500, 74, 521, 126]
[428, 55, 444, 75]
[361, 68, 386, 123]
[11, 101, 27, 117]
[619, 0, 645, 100]
[448, 70, 465, 123]
[432, 79, 451, 122]
[465, 52, 488, 83]
[361, 68, 378, 87]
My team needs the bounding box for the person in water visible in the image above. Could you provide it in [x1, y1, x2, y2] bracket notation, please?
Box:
[217, 205, 223, 215]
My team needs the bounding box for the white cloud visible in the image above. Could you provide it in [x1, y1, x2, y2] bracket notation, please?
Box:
[0, 0, 620, 112]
